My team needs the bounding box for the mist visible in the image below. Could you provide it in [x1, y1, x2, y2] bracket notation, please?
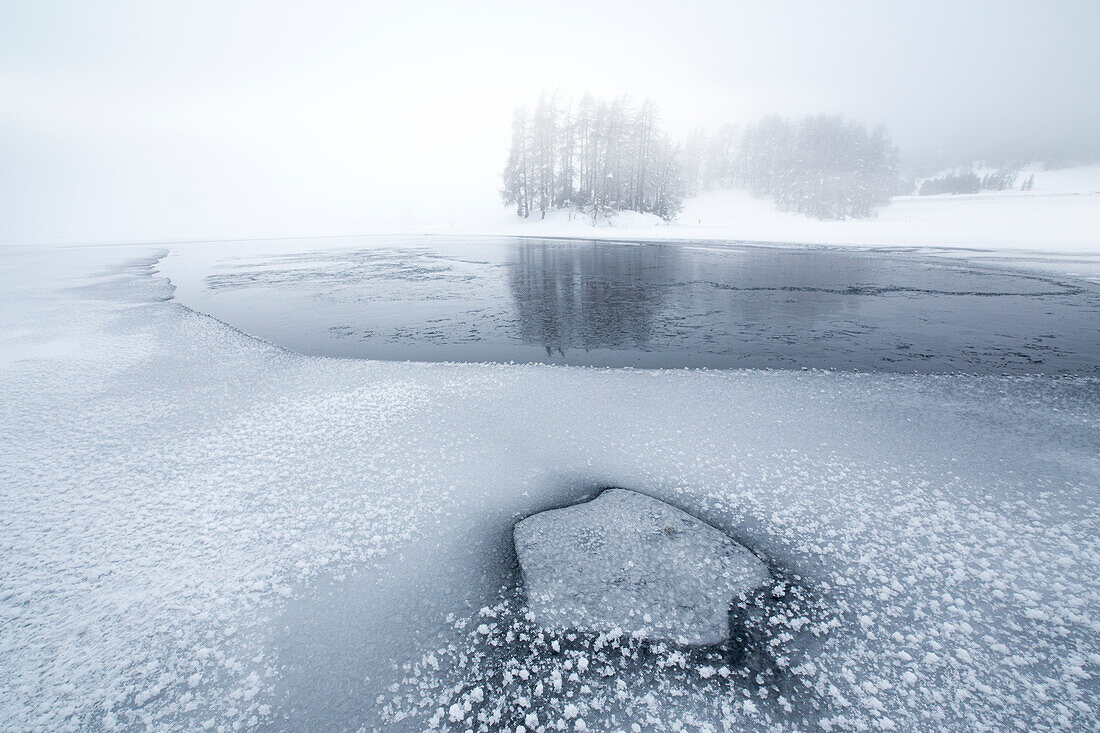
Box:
[2, 0, 1098, 245]
[4, 4, 1100, 732]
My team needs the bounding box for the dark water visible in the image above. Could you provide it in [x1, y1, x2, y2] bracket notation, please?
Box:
[171, 237, 1100, 374]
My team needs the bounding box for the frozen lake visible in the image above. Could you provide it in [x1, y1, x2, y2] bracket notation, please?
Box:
[165, 236, 1100, 374]
[2, 243, 1098, 732]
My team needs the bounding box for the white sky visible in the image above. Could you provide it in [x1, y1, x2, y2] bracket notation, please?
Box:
[2, 0, 1097, 245]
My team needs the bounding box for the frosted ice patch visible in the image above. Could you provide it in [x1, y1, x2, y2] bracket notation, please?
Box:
[514, 489, 769, 645]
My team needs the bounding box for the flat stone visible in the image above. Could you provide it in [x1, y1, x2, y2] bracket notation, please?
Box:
[514, 489, 769, 645]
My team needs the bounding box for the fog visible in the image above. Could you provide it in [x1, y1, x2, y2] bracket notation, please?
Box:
[2, 0, 1097, 245]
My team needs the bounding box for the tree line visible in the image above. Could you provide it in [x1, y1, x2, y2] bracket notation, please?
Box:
[502, 94, 685, 222]
[917, 167, 1029, 195]
[502, 94, 901, 221]
[717, 114, 899, 219]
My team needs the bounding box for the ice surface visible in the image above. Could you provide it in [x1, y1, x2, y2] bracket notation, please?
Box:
[160, 238, 1100, 374]
[515, 489, 770, 644]
[0, 243, 1098, 732]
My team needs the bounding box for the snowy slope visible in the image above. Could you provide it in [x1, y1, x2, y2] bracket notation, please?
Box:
[1, 243, 1098, 731]
[488, 165, 1100, 256]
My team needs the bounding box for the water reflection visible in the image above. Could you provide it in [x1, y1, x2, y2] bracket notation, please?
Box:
[168, 236, 1100, 374]
[504, 241, 888, 364]
[508, 242, 681, 356]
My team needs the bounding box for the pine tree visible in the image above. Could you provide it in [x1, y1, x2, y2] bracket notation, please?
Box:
[501, 107, 532, 217]
[502, 94, 687, 222]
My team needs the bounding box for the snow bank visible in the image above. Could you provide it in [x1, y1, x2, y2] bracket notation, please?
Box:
[497, 207, 670, 233]
[486, 165, 1100, 257]
[1026, 164, 1100, 195]
[1, 243, 1098, 731]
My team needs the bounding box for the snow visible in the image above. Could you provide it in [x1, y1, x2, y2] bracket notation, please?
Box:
[514, 489, 769, 644]
[488, 165, 1100, 259]
[1, 242, 1098, 731]
[677, 188, 1100, 254]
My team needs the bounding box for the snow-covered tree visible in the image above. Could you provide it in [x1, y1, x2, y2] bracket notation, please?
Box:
[504, 101, 895, 220]
[734, 114, 898, 218]
[501, 94, 686, 221]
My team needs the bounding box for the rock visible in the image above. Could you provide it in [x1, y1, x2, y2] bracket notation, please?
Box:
[514, 489, 769, 645]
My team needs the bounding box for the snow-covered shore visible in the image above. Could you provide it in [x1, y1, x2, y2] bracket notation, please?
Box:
[5, 167, 1098, 266]
[474, 165, 1100, 264]
[1, 243, 1098, 731]
[493, 194, 1099, 255]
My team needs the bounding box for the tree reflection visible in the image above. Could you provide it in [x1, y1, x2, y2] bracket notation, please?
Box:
[507, 240, 681, 356]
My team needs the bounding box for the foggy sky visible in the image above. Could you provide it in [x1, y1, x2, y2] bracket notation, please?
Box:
[2, 0, 1097, 245]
